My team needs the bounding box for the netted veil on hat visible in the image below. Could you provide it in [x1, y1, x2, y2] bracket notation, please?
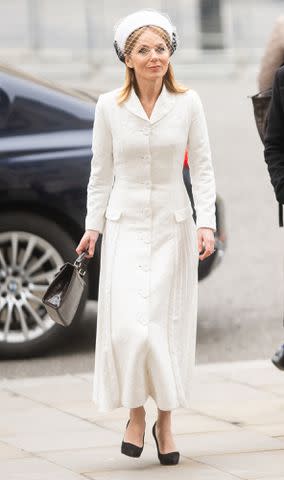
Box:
[113, 9, 178, 63]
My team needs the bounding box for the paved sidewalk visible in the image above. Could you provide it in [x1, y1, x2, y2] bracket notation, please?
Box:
[1, 359, 284, 479]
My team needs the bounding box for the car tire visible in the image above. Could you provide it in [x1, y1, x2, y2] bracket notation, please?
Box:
[0, 211, 88, 359]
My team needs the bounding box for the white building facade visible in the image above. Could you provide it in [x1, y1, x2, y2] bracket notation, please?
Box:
[0, 0, 283, 83]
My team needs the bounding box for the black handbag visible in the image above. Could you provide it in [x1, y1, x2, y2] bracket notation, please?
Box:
[42, 250, 90, 327]
[250, 87, 272, 144]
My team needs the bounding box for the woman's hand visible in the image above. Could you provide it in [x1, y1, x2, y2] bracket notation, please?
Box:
[197, 227, 215, 261]
[76, 230, 100, 259]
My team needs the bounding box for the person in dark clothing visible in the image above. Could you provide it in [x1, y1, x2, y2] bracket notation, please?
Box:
[264, 65, 284, 370]
[264, 66, 284, 203]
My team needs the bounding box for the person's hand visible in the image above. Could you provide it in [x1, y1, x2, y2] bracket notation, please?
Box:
[197, 227, 215, 261]
[76, 230, 100, 259]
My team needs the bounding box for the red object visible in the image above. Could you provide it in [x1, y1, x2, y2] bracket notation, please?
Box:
[183, 148, 189, 168]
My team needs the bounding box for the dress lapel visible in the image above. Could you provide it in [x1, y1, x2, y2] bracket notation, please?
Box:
[123, 83, 176, 125]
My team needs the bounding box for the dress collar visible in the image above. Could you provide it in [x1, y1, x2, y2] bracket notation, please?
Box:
[123, 82, 176, 124]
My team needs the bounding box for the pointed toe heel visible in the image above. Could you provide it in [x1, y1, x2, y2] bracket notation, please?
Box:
[271, 344, 284, 370]
[152, 421, 180, 465]
[121, 419, 145, 458]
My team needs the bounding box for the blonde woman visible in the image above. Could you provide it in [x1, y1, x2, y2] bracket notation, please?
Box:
[76, 9, 216, 466]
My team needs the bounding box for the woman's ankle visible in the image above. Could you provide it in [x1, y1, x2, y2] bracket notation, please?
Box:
[156, 410, 172, 430]
[129, 406, 146, 423]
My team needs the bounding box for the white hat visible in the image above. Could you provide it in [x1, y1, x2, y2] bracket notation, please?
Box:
[113, 9, 177, 63]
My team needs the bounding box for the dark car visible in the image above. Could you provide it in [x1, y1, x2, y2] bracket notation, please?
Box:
[0, 64, 226, 358]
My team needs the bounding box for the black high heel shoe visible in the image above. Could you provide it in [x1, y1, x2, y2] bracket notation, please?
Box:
[271, 343, 284, 370]
[121, 419, 145, 457]
[152, 421, 180, 465]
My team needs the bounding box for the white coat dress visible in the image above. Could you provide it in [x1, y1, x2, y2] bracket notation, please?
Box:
[85, 82, 216, 413]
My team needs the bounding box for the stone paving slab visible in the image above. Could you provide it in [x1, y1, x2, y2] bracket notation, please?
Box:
[247, 423, 284, 436]
[0, 374, 92, 405]
[195, 450, 284, 479]
[175, 430, 284, 457]
[0, 427, 123, 453]
[0, 457, 85, 480]
[85, 462, 241, 480]
[39, 446, 241, 479]
[0, 441, 29, 460]
[0, 406, 95, 436]
[254, 477, 284, 480]
[1, 358, 284, 479]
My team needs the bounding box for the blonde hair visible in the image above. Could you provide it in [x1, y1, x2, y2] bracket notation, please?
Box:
[116, 25, 188, 104]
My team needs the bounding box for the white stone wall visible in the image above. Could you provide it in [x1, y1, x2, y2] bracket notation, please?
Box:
[0, 0, 283, 84]
[0, 0, 282, 55]
[0, 0, 200, 53]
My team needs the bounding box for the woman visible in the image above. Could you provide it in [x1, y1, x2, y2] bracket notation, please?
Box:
[76, 9, 216, 466]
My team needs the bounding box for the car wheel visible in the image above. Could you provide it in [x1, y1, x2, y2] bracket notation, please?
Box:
[0, 211, 88, 359]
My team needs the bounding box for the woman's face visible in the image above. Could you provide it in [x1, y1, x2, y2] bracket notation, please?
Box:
[125, 28, 170, 82]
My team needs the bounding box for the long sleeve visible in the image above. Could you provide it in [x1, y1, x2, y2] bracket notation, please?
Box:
[187, 90, 216, 232]
[264, 68, 284, 203]
[85, 95, 114, 234]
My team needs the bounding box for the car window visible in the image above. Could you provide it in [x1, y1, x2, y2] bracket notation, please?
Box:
[0, 88, 10, 128]
[4, 105, 29, 132]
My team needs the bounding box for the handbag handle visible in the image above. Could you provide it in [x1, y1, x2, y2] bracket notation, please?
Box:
[249, 87, 272, 99]
[51, 250, 90, 283]
[74, 250, 90, 277]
